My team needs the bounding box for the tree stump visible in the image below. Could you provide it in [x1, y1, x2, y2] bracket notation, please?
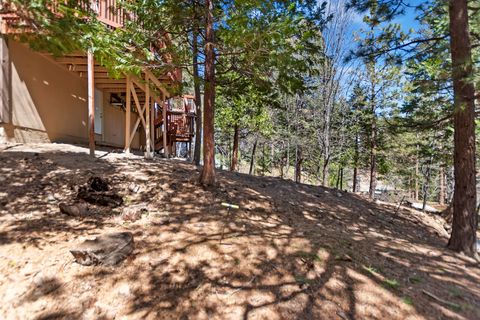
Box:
[70, 232, 134, 266]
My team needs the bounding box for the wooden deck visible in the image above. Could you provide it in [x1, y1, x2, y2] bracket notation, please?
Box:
[154, 96, 196, 156]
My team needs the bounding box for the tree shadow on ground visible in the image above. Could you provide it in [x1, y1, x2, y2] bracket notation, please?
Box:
[0, 146, 479, 319]
[0, 149, 123, 246]
[117, 167, 479, 319]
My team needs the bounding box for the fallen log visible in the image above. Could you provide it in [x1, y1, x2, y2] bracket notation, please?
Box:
[77, 187, 123, 207]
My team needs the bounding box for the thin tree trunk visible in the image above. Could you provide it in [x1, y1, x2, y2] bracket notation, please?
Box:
[353, 132, 359, 192]
[271, 142, 274, 176]
[415, 146, 419, 201]
[336, 167, 341, 189]
[262, 143, 266, 176]
[369, 83, 377, 199]
[249, 139, 257, 175]
[192, 8, 202, 166]
[353, 167, 358, 192]
[369, 120, 377, 199]
[340, 168, 344, 190]
[447, 0, 477, 255]
[320, 58, 334, 187]
[286, 140, 290, 178]
[322, 157, 330, 187]
[295, 146, 302, 183]
[230, 124, 239, 171]
[295, 143, 298, 181]
[422, 160, 432, 211]
[279, 141, 285, 178]
[439, 166, 445, 205]
[316, 165, 321, 185]
[199, 0, 215, 186]
[369, 62, 377, 199]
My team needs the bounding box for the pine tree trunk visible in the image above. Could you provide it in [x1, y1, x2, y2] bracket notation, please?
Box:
[286, 140, 290, 178]
[262, 143, 266, 176]
[295, 146, 302, 183]
[192, 9, 202, 166]
[369, 89, 377, 199]
[422, 162, 432, 212]
[322, 157, 330, 187]
[447, 0, 477, 256]
[199, 0, 215, 186]
[280, 141, 285, 178]
[439, 166, 445, 205]
[340, 168, 344, 190]
[415, 147, 419, 201]
[230, 124, 239, 171]
[249, 139, 257, 175]
[353, 133, 359, 192]
[336, 167, 341, 189]
[271, 142, 274, 175]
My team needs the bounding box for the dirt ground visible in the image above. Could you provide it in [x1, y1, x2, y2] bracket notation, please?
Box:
[0, 143, 479, 320]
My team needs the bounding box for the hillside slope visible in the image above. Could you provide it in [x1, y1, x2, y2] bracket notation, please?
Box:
[0, 143, 479, 320]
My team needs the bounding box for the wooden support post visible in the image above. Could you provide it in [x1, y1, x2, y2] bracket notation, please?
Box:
[87, 50, 95, 157]
[125, 75, 131, 154]
[145, 74, 152, 159]
[150, 100, 155, 153]
[163, 100, 168, 157]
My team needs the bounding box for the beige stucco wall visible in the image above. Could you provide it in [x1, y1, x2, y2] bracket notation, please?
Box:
[1, 39, 142, 149]
[103, 100, 141, 149]
[8, 39, 89, 143]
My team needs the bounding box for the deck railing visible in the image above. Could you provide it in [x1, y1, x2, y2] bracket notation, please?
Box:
[0, 0, 126, 30]
[93, 0, 125, 28]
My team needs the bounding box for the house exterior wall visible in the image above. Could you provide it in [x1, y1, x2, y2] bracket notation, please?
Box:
[0, 38, 141, 149]
[103, 100, 141, 149]
[7, 39, 88, 143]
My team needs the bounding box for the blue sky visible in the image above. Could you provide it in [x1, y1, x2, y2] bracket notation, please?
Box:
[347, 0, 424, 33]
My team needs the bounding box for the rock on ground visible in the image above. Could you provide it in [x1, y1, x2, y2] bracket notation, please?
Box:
[59, 202, 89, 217]
[121, 204, 147, 222]
[70, 232, 134, 266]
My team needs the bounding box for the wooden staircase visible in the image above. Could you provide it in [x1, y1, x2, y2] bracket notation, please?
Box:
[153, 96, 196, 156]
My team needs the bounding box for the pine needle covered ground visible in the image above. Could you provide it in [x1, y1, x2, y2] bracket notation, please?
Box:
[0, 144, 478, 320]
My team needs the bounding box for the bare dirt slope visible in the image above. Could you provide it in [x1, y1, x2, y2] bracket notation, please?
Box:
[0, 143, 479, 320]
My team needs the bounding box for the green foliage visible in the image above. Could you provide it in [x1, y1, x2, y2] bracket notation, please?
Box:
[383, 278, 400, 289]
[363, 265, 380, 275]
[7, 0, 158, 77]
[402, 296, 414, 306]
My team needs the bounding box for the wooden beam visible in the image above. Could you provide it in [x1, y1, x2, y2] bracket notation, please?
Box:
[143, 69, 170, 98]
[93, 73, 117, 79]
[125, 75, 131, 154]
[99, 88, 129, 93]
[96, 84, 128, 90]
[129, 116, 142, 147]
[163, 99, 168, 157]
[93, 79, 126, 85]
[131, 76, 146, 92]
[68, 65, 109, 73]
[145, 74, 152, 159]
[55, 57, 103, 65]
[77, 72, 114, 79]
[130, 85, 146, 128]
[127, 81, 149, 148]
[151, 99, 155, 152]
[87, 50, 95, 157]
[61, 52, 86, 57]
